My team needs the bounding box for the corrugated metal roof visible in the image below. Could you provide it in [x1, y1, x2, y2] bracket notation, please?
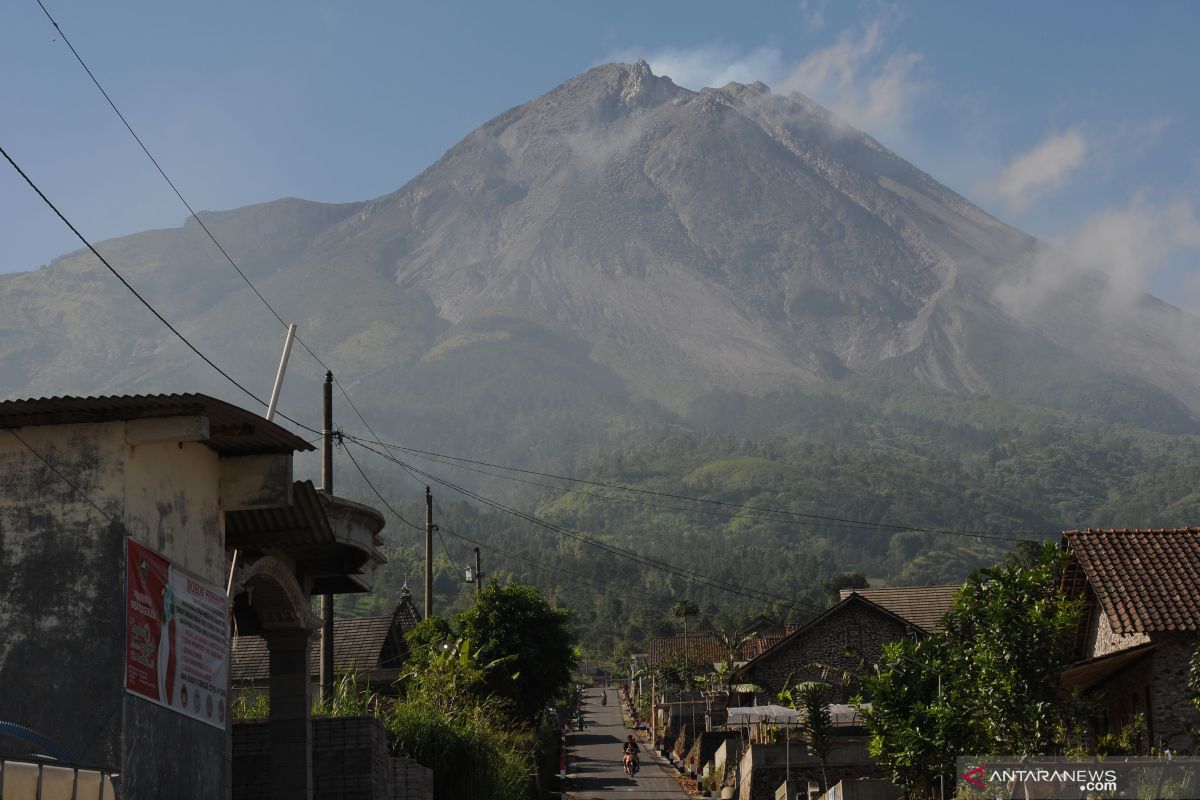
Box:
[226, 480, 333, 549]
[0, 393, 313, 455]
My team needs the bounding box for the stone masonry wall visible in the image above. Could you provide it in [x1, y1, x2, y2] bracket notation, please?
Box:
[1148, 633, 1199, 753]
[744, 600, 912, 702]
[233, 717, 433, 800]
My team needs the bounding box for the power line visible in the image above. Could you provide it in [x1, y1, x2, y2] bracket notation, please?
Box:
[341, 439, 422, 531]
[384, 440, 1041, 543]
[34, 0, 391, 456]
[348, 438, 794, 606]
[29, 1, 1043, 548]
[343, 432, 692, 612]
[345, 434, 1048, 542]
[435, 520, 688, 608]
[0, 142, 326, 441]
[34, 0, 337, 374]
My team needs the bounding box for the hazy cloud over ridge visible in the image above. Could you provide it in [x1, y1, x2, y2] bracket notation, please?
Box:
[997, 197, 1200, 314]
[977, 129, 1088, 213]
[776, 15, 925, 135]
[612, 9, 923, 138]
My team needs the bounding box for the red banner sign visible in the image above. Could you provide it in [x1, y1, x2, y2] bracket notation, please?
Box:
[125, 539, 229, 729]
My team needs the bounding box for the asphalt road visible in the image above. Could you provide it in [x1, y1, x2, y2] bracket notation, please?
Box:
[565, 688, 689, 799]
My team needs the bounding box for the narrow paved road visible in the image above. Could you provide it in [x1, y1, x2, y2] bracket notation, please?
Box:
[566, 688, 689, 799]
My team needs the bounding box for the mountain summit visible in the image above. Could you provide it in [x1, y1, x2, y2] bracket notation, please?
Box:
[3, 62, 1199, 443]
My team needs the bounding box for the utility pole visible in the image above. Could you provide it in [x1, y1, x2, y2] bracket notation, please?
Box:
[319, 371, 335, 707]
[424, 486, 434, 619]
[473, 547, 483, 597]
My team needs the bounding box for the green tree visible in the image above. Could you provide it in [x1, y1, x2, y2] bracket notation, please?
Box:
[859, 542, 1081, 797]
[402, 635, 517, 719]
[822, 571, 870, 605]
[713, 627, 757, 691]
[780, 680, 835, 794]
[456, 581, 577, 722]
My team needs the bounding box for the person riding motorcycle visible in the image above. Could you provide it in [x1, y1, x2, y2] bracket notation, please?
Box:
[622, 735, 640, 775]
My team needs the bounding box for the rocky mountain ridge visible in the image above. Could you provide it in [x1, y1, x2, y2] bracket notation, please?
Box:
[3, 61, 1199, 450]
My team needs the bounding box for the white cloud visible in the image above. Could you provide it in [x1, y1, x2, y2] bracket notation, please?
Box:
[976, 129, 1087, 214]
[609, 12, 926, 140]
[996, 197, 1200, 313]
[775, 13, 926, 137]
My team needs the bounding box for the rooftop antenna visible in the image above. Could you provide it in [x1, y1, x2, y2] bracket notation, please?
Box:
[228, 323, 298, 599]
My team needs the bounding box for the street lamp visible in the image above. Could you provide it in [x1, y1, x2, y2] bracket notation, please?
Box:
[888, 654, 944, 800]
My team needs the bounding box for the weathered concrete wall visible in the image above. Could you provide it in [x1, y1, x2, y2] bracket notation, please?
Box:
[0, 422, 128, 769]
[0, 420, 228, 798]
[737, 740, 884, 800]
[123, 437, 224, 585]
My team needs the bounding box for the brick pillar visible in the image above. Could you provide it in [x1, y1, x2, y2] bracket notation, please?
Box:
[265, 627, 313, 800]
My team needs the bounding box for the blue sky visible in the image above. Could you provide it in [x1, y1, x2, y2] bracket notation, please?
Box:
[2, 1, 1198, 307]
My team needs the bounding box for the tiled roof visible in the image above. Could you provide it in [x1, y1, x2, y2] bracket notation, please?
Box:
[733, 594, 919, 680]
[838, 585, 962, 633]
[1062, 528, 1200, 634]
[647, 629, 791, 668]
[232, 593, 421, 682]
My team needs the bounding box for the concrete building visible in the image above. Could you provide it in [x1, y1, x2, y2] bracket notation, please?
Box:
[0, 394, 385, 800]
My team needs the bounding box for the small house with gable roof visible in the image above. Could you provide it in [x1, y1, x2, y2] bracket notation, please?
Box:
[231, 586, 423, 696]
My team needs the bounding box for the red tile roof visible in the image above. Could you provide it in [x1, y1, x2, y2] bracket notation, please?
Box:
[647, 629, 793, 668]
[1062, 528, 1200, 634]
[838, 585, 962, 633]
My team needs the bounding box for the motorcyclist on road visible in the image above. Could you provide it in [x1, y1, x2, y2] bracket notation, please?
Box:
[622, 738, 640, 776]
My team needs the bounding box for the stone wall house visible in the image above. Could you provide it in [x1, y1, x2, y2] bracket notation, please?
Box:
[836, 585, 961, 635]
[732, 594, 925, 704]
[1060, 529, 1200, 753]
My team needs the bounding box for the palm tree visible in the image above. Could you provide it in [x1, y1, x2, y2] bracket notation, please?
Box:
[714, 627, 757, 691]
[790, 681, 833, 795]
[671, 599, 700, 668]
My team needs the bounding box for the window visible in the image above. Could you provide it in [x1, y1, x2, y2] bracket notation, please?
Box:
[844, 623, 863, 651]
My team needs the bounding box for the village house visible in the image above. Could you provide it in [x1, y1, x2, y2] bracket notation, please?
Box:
[231, 586, 422, 697]
[0, 393, 390, 800]
[646, 624, 793, 742]
[732, 587, 959, 705]
[1059, 528, 1200, 753]
[723, 587, 959, 800]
